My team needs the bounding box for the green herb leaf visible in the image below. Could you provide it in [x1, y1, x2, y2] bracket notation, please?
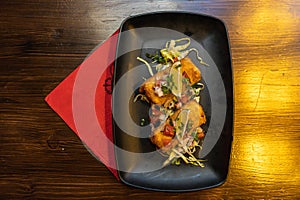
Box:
[175, 64, 182, 69]
[161, 85, 171, 94]
[145, 51, 167, 64]
[192, 131, 199, 141]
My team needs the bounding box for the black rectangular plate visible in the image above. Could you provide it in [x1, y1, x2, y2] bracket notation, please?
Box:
[113, 11, 233, 192]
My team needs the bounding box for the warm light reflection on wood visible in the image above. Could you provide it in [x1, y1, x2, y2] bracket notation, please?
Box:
[235, 60, 299, 112]
[230, 0, 300, 190]
[234, 0, 298, 45]
[239, 137, 296, 177]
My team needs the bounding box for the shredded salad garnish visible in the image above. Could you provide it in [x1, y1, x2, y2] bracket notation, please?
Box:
[138, 37, 208, 76]
[135, 37, 208, 168]
[137, 56, 154, 76]
[161, 110, 206, 167]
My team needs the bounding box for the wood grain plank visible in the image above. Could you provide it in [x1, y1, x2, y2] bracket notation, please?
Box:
[1, 0, 299, 199]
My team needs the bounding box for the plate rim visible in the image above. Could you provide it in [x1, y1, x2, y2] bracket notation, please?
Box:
[112, 11, 234, 192]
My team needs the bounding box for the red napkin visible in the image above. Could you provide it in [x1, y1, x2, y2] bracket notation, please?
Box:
[45, 30, 120, 180]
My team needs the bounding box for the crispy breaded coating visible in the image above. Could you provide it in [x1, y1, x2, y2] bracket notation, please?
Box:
[180, 57, 201, 85]
[139, 58, 201, 105]
[151, 100, 206, 149]
[139, 68, 173, 105]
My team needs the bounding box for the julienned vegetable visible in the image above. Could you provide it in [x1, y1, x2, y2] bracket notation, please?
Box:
[135, 37, 208, 167]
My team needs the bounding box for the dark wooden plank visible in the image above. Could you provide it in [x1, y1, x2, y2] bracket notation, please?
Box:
[1, 0, 299, 199]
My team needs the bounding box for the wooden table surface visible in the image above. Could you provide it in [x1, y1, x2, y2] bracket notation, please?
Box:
[1, 0, 299, 199]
